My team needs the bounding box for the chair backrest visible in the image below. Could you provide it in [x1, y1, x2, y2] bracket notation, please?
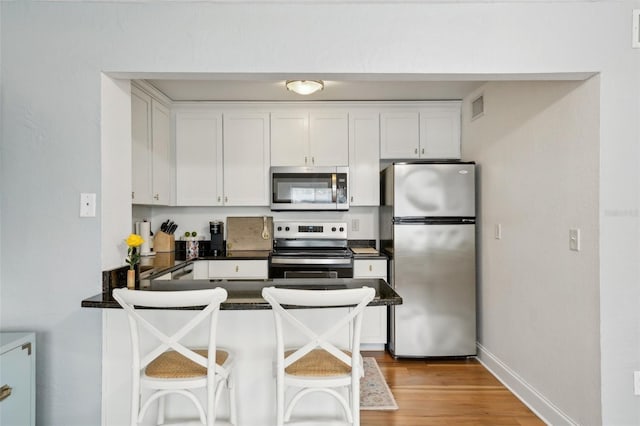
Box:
[112, 288, 228, 378]
[261, 287, 375, 371]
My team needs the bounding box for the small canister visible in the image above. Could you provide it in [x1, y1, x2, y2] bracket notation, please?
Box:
[186, 239, 199, 260]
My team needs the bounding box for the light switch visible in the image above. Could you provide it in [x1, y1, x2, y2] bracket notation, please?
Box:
[569, 228, 581, 251]
[494, 224, 502, 240]
[80, 193, 96, 217]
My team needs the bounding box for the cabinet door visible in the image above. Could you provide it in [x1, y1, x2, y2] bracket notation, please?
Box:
[131, 87, 153, 204]
[380, 111, 420, 159]
[223, 112, 270, 206]
[309, 112, 348, 166]
[208, 260, 268, 279]
[0, 342, 34, 426]
[353, 259, 388, 344]
[419, 103, 461, 159]
[192, 260, 209, 279]
[348, 113, 380, 206]
[270, 111, 309, 166]
[151, 100, 172, 205]
[175, 111, 223, 206]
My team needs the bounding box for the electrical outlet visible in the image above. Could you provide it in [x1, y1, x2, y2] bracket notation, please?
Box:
[80, 193, 96, 217]
[633, 9, 640, 48]
[569, 228, 581, 251]
[634, 371, 640, 395]
[352, 219, 360, 232]
[494, 224, 502, 240]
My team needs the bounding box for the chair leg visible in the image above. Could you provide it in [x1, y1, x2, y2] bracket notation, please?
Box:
[131, 379, 140, 426]
[229, 373, 237, 425]
[157, 395, 166, 425]
[351, 380, 360, 426]
[276, 374, 284, 426]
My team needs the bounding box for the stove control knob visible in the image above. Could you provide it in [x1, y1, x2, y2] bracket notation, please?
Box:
[277, 226, 282, 232]
[339, 227, 344, 232]
[331, 227, 337, 232]
[285, 226, 290, 232]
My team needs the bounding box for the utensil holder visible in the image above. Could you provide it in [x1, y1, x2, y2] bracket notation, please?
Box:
[154, 231, 175, 253]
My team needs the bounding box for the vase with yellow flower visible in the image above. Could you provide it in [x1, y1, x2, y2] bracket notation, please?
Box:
[125, 233, 145, 289]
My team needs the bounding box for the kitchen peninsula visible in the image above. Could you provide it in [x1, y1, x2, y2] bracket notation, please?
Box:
[82, 276, 400, 426]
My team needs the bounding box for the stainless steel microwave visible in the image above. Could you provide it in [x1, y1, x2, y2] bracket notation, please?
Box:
[270, 166, 349, 211]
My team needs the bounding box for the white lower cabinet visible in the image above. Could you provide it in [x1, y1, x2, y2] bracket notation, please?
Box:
[207, 260, 269, 280]
[192, 260, 210, 280]
[0, 333, 36, 426]
[353, 258, 388, 345]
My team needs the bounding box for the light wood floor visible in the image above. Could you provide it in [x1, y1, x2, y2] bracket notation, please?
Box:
[360, 351, 545, 426]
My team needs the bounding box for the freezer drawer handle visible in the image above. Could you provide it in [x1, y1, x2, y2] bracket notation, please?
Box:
[0, 385, 12, 402]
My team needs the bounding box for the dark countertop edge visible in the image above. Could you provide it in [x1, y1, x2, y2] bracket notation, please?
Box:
[81, 296, 399, 310]
[82, 278, 402, 310]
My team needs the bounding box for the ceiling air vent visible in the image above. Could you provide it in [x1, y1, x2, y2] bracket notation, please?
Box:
[633, 10, 640, 48]
[471, 94, 484, 120]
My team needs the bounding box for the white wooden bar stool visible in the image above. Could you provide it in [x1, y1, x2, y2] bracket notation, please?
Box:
[261, 286, 375, 426]
[113, 288, 236, 426]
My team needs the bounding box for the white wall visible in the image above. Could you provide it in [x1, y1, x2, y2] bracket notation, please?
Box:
[134, 206, 379, 245]
[1, 1, 639, 425]
[462, 79, 601, 424]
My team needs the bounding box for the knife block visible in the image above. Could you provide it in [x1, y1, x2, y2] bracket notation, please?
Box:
[154, 231, 175, 253]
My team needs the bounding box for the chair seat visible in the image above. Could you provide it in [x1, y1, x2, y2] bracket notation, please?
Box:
[284, 349, 352, 377]
[146, 349, 230, 379]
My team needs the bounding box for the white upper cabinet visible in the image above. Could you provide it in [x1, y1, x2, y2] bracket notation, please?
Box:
[309, 112, 349, 166]
[380, 101, 461, 160]
[270, 111, 309, 166]
[174, 108, 270, 206]
[131, 86, 172, 205]
[348, 112, 380, 206]
[419, 102, 461, 159]
[271, 111, 348, 166]
[223, 112, 270, 206]
[175, 110, 223, 206]
[380, 111, 420, 159]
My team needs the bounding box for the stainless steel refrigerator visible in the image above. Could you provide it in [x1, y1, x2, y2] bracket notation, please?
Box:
[380, 162, 476, 357]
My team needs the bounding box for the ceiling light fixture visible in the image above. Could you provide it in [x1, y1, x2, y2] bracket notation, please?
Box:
[285, 80, 324, 95]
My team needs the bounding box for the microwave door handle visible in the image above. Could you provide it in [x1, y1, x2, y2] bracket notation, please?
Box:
[331, 173, 337, 202]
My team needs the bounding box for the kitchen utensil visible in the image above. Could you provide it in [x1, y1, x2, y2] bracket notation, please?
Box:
[167, 223, 178, 234]
[261, 216, 270, 240]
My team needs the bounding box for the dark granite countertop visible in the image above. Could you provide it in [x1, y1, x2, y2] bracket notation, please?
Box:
[82, 278, 401, 310]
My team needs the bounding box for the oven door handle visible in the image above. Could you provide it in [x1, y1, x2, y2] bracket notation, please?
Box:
[271, 257, 352, 265]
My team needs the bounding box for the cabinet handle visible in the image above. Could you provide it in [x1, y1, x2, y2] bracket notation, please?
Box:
[154, 194, 159, 200]
[421, 148, 425, 155]
[217, 196, 221, 202]
[312, 156, 315, 164]
[304, 156, 308, 164]
[414, 148, 418, 155]
[235, 265, 239, 272]
[369, 264, 373, 272]
[0, 385, 12, 402]
[350, 196, 354, 203]
[22, 342, 32, 356]
[225, 196, 228, 203]
[131, 192, 135, 200]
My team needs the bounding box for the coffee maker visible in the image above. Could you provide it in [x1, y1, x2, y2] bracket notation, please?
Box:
[209, 221, 224, 256]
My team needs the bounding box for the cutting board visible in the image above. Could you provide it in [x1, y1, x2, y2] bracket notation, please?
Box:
[226, 216, 273, 252]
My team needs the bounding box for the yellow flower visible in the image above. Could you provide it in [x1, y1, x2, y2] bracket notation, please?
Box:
[126, 233, 145, 248]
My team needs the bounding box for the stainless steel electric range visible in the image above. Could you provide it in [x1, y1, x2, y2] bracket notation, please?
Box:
[269, 221, 353, 279]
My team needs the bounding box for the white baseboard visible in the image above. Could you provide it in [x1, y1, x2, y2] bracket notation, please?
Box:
[476, 343, 577, 426]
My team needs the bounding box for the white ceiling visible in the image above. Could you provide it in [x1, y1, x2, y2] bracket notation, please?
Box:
[138, 72, 594, 102]
[147, 78, 485, 101]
